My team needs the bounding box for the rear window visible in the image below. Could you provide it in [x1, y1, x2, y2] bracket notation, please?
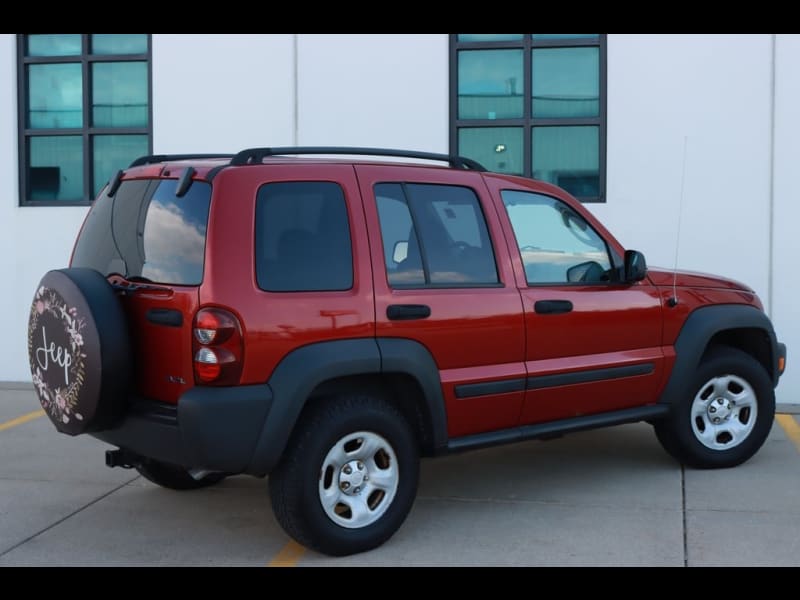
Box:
[255, 181, 353, 292]
[71, 178, 211, 285]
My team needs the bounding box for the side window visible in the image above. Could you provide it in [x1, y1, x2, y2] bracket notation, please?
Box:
[375, 182, 499, 287]
[255, 182, 353, 292]
[501, 190, 612, 285]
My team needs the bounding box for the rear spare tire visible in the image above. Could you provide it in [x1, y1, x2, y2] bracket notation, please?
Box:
[27, 268, 131, 435]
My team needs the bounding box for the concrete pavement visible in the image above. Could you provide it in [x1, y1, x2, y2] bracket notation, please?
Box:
[1, 387, 799, 566]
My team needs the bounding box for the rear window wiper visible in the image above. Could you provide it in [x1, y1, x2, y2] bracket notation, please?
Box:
[107, 273, 171, 295]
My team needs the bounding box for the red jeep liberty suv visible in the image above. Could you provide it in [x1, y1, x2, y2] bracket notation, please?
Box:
[27, 147, 787, 556]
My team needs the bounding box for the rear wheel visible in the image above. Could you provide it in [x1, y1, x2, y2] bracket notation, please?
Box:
[136, 458, 226, 491]
[655, 347, 774, 469]
[269, 395, 419, 556]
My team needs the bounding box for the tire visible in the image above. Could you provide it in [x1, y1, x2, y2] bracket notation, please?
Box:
[269, 395, 419, 556]
[27, 268, 131, 435]
[136, 459, 227, 491]
[654, 346, 775, 469]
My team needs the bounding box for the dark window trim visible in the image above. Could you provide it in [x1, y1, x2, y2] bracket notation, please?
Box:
[449, 34, 607, 203]
[17, 34, 153, 207]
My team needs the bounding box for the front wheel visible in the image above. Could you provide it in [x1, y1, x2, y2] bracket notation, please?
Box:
[269, 395, 419, 556]
[654, 346, 775, 469]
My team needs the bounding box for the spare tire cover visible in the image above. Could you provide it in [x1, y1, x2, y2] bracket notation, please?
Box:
[27, 268, 131, 435]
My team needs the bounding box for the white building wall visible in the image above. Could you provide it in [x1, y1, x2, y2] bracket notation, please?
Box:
[773, 34, 800, 403]
[296, 34, 449, 150]
[0, 33, 796, 403]
[596, 34, 772, 301]
[152, 34, 295, 152]
[0, 34, 89, 382]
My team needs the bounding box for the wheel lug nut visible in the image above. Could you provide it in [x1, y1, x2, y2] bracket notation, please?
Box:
[713, 417, 720, 423]
[344, 466, 352, 475]
[364, 475, 369, 481]
[709, 407, 716, 413]
[341, 482, 350, 490]
[717, 398, 723, 405]
[357, 461, 364, 470]
[354, 486, 360, 493]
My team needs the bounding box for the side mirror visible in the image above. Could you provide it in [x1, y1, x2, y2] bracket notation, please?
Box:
[392, 241, 408, 264]
[624, 250, 647, 283]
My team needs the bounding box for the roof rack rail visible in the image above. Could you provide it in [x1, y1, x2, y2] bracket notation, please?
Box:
[129, 154, 234, 168]
[228, 147, 487, 171]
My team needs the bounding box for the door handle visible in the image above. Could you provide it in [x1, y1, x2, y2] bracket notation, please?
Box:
[534, 300, 573, 314]
[387, 304, 431, 321]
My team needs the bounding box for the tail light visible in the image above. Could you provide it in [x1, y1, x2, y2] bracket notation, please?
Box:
[192, 307, 243, 385]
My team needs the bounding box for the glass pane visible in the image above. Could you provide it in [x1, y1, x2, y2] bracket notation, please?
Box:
[458, 34, 524, 42]
[28, 136, 83, 202]
[92, 135, 149, 196]
[406, 184, 498, 285]
[459, 127, 523, 175]
[28, 63, 82, 128]
[92, 62, 148, 127]
[501, 190, 610, 284]
[141, 180, 212, 284]
[532, 126, 599, 198]
[532, 34, 599, 40]
[255, 182, 353, 292]
[458, 49, 523, 119]
[532, 47, 599, 118]
[375, 183, 425, 287]
[91, 34, 148, 55]
[27, 34, 81, 56]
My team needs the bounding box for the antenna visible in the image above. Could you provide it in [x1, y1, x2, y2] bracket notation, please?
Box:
[668, 136, 689, 308]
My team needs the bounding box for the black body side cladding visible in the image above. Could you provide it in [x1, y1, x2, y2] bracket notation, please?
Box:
[447, 405, 669, 453]
[658, 305, 783, 409]
[246, 339, 382, 475]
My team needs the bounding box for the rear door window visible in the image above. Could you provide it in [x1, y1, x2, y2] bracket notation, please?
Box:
[255, 182, 353, 292]
[375, 182, 499, 287]
[71, 178, 211, 285]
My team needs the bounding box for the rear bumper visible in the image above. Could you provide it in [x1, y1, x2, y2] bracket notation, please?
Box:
[91, 384, 272, 475]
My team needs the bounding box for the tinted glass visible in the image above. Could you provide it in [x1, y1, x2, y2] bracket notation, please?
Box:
[28, 63, 82, 128]
[92, 135, 149, 196]
[92, 62, 148, 127]
[458, 34, 524, 42]
[91, 34, 147, 55]
[29, 136, 83, 201]
[459, 127, 523, 175]
[532, 126, 600, 198]
[71, 179, 212, 285]
[458, 49, 523, 119]
[532, 34, 599, 40]
[393, 184, 498, 286]
[502, 190, 610, 284]
[375, 184, 425, 287]
[532, 47, 599, 118]
[256, 182, 353, 292]
[27, 34, 81, 56]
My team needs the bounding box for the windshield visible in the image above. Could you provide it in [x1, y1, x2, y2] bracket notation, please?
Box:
[71, 178, 212, 285]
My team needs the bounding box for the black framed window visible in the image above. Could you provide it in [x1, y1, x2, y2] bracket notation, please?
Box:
[450, 34, 606, 202]
[17, 34, 152, 206]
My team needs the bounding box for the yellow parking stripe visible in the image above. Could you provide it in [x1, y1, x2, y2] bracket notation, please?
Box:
[0, 409, 45, 432]
[267, 540, 306, 567]
[776, 414, 800, 454]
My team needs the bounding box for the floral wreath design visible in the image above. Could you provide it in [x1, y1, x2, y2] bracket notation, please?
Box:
[28, 286, 87, 425]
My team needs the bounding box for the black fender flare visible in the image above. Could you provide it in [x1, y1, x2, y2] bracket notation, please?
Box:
[246, 337, 447, 475]
[658, 304, 780, 407]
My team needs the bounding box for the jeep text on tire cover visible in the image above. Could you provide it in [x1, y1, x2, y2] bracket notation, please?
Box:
[27, 147, 787, 556]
